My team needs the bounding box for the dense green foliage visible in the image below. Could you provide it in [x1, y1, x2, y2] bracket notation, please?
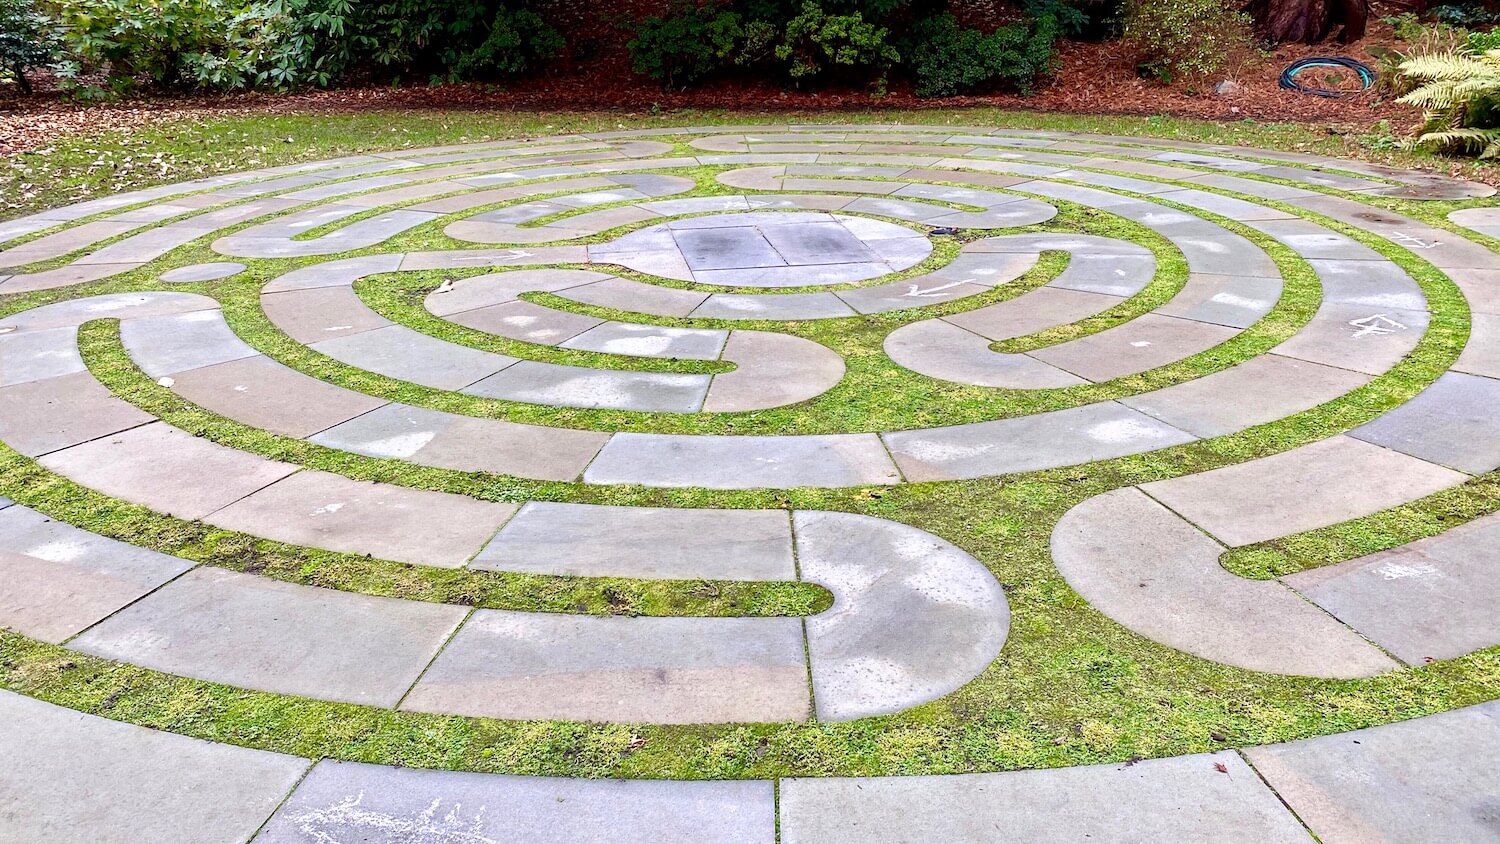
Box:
[904, 10, 1063, 97]
[0, 0, 62, 93]
[1121, 0, 1252, 81]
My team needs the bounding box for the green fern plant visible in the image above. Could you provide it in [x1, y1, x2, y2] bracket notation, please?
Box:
[1399, 49, 1500, 157]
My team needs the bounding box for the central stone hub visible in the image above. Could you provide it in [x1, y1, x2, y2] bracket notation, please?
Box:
[593, 211, 932, 287]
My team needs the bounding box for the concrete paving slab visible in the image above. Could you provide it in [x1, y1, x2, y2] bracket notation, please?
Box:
[583, 432, 901, 488]
[311, 324, 517, 389]
[1350, 371, 1500, 474]
[166, 355, 389, 439]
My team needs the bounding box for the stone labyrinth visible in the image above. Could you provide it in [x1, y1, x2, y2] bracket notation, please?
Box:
[1, 124, 1500, 841]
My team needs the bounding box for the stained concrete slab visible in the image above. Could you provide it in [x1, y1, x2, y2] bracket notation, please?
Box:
[71, 567, 466, 706]
[464, 361, 709, 412]
[165, 355, 389, 439]
[119, 309, 260, 377]
[1245, 700, 1500, 844]
[1251, 218, 1386, 261]
[583, 432, 901, 488]
[1287, 512, 1500, 665]
[0, 505, 193, 643]
[944, 287, 1124, 342]
[38, 422, 300, 520]
[472, 501, 794, 580]
[562, 321, 728, 359]
[1155, 274, 1283, 328]
[1273, 303, 1428, 376]
[1307, 259, 1426, 311]
[402, 610, 810, 723]
[1028, 314, 1239, 383]
[704, 330, 845, 411]
[207, 469, 516, 567]
[1141, 436, 1468, 547]
[883, 402, 1198, 482]
[261, 287, 393, 344]
[0, 690, 308, 844]
[309, 402, 606, 481]
[1052, 487, 1397, 677]
[836, 278, 991, 315]
[1349, 371, 1500, 474]
[255, 759, 776, 844]
[884, 319, 1086, 388]
[0, 372, 153, 457]
[423, 269, 607, 316]
[311, 324, 517, 389]
[159, 262, 245, 283]
[795, 511, 1008, 720]
[446, 299, 604, 345]
[780, 752, 1308, 844]
[1122, 353, 1370, 438]
[560, 276, 710, 317]
[693, 291, 857, 320]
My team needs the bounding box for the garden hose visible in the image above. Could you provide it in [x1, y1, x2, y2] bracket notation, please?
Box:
[1279, 56, 1376, 98]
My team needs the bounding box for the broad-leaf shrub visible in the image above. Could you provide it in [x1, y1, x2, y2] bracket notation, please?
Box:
[0, 0, 63, 93]
[904, 10, 1062, 97]
[1122, 0, 1251, 82]
[629, 1, 746, 88]
[774, 1, 897, 85]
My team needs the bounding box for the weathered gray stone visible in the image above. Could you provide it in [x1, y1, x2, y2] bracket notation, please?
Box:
[1456, 312, 1500, 379]
[562, 321, 728, 359]
[255, 759, 776, 844]
[884, 320, 1086, 388]
[446, 299, 604, 345]
[944, 287, 1123, 342]
[780, 752, 1308, 844]
[560, 276, 710, 317]
[309, 402, 606, 481]
[584, 432, 901, 488]
[403, 610, 810, 723]
[311, 324, 517, 389]
[464, 360, 710, 412]
[0, 504, 193, 643]
[261, 287, 393, 344]
[693, 291, 856, 320]
[1122, 353, 1370, 438]
[1308, 259, 1425, 311]
[1155, 273, 1282, 328]
[0, 690, 308, 844]
[1245, 700, 1500, 844]
[166, 355, 389, 439]
[423, 269, 606, 316]
[474, 501, 794, 580]
[1350, 372, 1500, 474]
[1053, 488, 1397, 677]
[883, 402, 1197, 482]
[71, 567, 466, 706]
[796, 511, 1008, 720]
[119, 309, 260, 377]
[39, 422, 299, 520]
[208, 469, 516, 567]
[1251, 218, 1385, 261]
[0, 372, 152, 456]
[1273, 303, 1428, 376]
[0, 220, 139, 268]
[1287, 512, 1500, 664]
[1028, 314, 1240, 382]
[704, 330, 844, 411]
[0, 261, 147, 293]
[158, 261, 246, 283]
[1141, 436, 1468, 547]
[836, 278, 991, 314]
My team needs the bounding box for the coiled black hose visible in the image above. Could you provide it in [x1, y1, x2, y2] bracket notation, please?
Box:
[1279, 56, 1377, 98]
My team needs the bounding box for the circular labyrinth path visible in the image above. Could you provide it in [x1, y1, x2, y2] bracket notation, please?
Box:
[1, 124, 1499, 842]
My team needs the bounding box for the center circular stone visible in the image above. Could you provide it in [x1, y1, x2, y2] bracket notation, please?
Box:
[593, 211, 933, 287]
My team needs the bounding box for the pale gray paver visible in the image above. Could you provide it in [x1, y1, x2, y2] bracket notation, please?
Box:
[1122, 353, 1371, 438]
[1043, 253, 1158, 296]
[1286, 512, 1500, 664]
[423, 268, 609, 316]
[472, 501, 794, 580]
[158, 261, 245, 283]
[0, 260, 146, 293]
[1251, 218, 1386, 261]
[562, 320, 728, 359]
[39, 422, 299, 520]
[584, 432, 901, 488]
[884, 319, 1086, 388]
[261, 287, 393, 342]
[1349, 372, 1500, 474]
[1449, 205, 1500, 239]
[1141, 436, 1469, 548]
[0, 504, 192, 643]
[215, 209, 439, 258]
[71, 567, 466, 706]
[795, 511, 1008, 720]
[309, 402, 606, 481]
[311, 324, 517, 389]
[695, 261, 896, 287]
[447, 298, 604, 344]
[560, 275, 710, 317]
[464, 360, 710, 412]
[1028, 314, 1240, 382]
[0, 220, 139, 267]
[166, 355, 389, 439]
[944, 287, 1123, 341]
[693, 290, 856, 320]
[402, 610, 810, 723]
[0, 690, 309, 844]
[836, 278, 992, 314]
[1053, 487, 1397, 677]
[1245, 701, 1500, 844]
[0, 372, 152, 456]
[207, 469, 517, 567]
[1308, 258, 1427, 311]
[704, 330, 845, 412]
[263, 253, 404, 293]
[1273, 302, 1429, 376]
[255, 759, 776, 844]
[1155, 273, 1282, 328]
[119, 309, 261, 377]
[883, 402, 1197, 482]
[1456, 312, 1500, 378]
[780, 752, 1308, 844]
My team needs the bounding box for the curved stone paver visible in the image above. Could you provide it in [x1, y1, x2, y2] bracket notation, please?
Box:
[7, 687, 1497, 842]
[0, 495, 1007, 722]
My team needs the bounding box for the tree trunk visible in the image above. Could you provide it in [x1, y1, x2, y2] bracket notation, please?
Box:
[13, 65, 32, 95]
[1247, 0, 1370, 44]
